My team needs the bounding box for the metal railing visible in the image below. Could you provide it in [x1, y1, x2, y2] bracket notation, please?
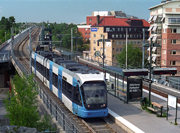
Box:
[38, 87, 79, 133]
[0, 52, 10, 62]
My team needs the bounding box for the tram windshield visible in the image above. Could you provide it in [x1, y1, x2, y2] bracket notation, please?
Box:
[82, 81, 106, 105]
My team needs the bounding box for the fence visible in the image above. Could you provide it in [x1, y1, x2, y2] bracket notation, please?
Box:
[38, 87, 79, 133]
[0, 52, 10, 62]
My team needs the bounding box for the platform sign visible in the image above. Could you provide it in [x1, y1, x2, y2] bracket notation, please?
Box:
[91, 28, 97, 32]
[127, 78, 142, 100]
[168, 95, 177, 108]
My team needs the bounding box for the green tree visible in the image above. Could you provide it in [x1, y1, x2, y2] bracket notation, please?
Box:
[116, 43, 148, 68]
[3, 73, 55, 131]
[9, 16, 15, 27]
[3, 73, 39, 127]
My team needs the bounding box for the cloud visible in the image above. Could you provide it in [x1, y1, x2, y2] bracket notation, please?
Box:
[0, 10, 2, 12]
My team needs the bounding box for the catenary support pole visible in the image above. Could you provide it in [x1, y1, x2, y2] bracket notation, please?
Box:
[71, 28, 73, 53]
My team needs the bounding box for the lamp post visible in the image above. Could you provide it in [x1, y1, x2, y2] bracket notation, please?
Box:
[126, 28, 128, 69]
[142, 40, 161, 106]
[97, 35, 110, 79]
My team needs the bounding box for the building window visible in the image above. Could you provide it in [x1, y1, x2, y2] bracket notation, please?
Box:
[130, 34, 132, 38]
[94, 34, 96, 37]
[120, 48, 123, 51]
[89, 33, 91, 35]
[162, 60, 166, 65]
[89, 28, 90, 30]
[85, 28, 87, 30]
[171, 29, 177, 33]
[162, 49, 166, 54]
[129, 28, 131, 31]
[121, 28, 123, 31]
[163, 39, 166, 44]
[100, 47, 103, 52]
[134, 28, 136, 31]
[89, 38, 91, 40]
[169, 18, 180, 24]
[85, 38, 87, 40]
[89, 23, 91, 25]
[119, 34, 122, 38]
[117, 41, 119, 45]
[170, 50, 176, 55]
[101, 34, 103, 38]
[163, 29, 166, 33]
[118, 28, 120, 31]
[85, 33, 87, 35]
[170, 61, 176, 66]
[112, 28, 115, 31]
[112, 34, 114, 38]
[94, 40, 96, 44]
[171, 39, 176, 44]
[89, 19, 92, 21]
[121, 41, 123, 45]
[123, 34, 126, 38]
[116, 48, 119, 52]
[116, 34, 118, 38]
[106, 28, 110, 32]
[94, 47, 96, 51]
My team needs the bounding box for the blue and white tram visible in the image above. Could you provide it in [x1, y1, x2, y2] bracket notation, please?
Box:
[31, 51, 108, 118]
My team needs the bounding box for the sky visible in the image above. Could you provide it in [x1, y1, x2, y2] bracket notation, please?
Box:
[0, 0, 161, 24]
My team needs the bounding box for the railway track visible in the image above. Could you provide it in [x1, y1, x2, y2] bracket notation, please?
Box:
[12, 27, 126, 133]
[82, 117, 125, 133]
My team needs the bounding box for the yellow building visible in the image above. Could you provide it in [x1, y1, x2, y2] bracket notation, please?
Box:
[88, 16, 150, 66]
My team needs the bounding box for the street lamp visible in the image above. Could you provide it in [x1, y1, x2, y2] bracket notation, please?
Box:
[142, 40, 161, 106]
[97, 35, 110, 79]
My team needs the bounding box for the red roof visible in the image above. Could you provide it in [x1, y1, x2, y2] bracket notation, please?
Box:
[92, 17, 150, 27]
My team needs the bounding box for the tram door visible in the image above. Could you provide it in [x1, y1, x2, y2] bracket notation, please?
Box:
[49, 62, 54, 91]
[58, 75, 62, 100]
[49, 70, 53, 91]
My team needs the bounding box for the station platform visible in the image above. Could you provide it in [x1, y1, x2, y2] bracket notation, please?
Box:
[108, 89, 180, 133]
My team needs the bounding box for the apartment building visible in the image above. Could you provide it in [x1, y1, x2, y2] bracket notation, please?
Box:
[148, 0, 180, 71]
[78, 11, 138, 41]
[90, 16, 149, 65]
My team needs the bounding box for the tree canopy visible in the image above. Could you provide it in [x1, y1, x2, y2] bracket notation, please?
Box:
[0, 16, 17, 44]
[3, 73, 55, 131]
[116, 43, 149, 68]
[45, 23, 89, 53]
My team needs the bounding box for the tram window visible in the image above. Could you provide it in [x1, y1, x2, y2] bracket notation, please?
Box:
[53, 73, 58, 88]
[46, 69, 49, 80]
[41, 64, 43, 74]
[37, 62, 39, 72]
[31, 59, 34, 66]
[62, 80, 66, 94]
[62, 80, 72, 100]
[73, 86, 82, 106]
[80, 86, 85, 104]
[67, 82, 72, 100]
